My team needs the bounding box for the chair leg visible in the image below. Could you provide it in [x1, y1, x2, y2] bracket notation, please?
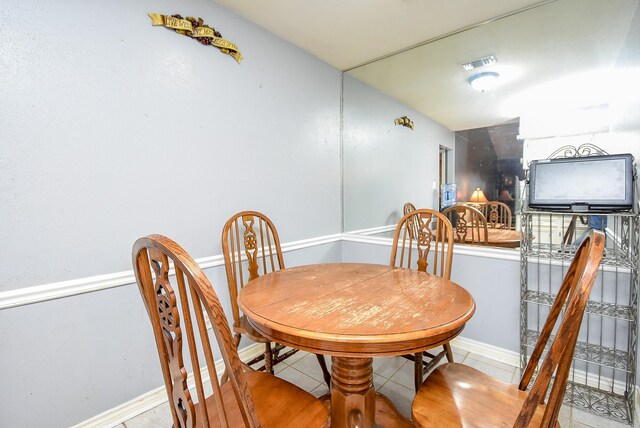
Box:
[315, 354, 331, 389]
[265, 342, 273, 374]
[414, 351, 423, 392]
[444, 343, 454, 363]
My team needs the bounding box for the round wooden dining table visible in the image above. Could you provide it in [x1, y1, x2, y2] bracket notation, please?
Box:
[238, 263, 476, 428]
[456, 227, 522, 248]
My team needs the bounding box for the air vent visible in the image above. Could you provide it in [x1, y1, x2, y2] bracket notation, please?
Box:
[461, 55, 497, 71]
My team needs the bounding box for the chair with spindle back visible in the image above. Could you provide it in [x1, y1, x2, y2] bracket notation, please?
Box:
[482, 200, 512, 229]
[403, 202, 418, 239]
[133, 234, 328, 427]
[390, 208, 455, 391]
[411, 229, 605, 427]
[221, 211, 331, 387]
[442, 204, 489, 245]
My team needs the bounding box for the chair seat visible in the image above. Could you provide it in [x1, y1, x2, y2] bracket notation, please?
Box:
[412, 363, 552, 428]
[195, 371, 328, 427]
[235, 315, 270, 343]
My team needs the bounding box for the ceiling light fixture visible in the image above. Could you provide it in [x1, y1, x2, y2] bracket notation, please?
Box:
[468, 71, 500, 91]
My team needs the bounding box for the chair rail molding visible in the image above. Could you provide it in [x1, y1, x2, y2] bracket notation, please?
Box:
[342, 233, 521, 262]
[0, 233, 342, 310]
[1, 232, 522, 310]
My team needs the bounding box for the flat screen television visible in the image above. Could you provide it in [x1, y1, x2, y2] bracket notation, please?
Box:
[528, 153, 635, 212]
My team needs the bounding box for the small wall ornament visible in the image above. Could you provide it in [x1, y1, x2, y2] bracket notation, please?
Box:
[149, 13, 242, 63]
[394, 116, 414, 130]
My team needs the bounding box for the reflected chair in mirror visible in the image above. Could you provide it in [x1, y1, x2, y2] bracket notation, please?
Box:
[403, 202, 418, 239]
[442, 204, 489, 246]
[133, 234, 329, 427]
[390, 208, 455, 391]
[412, 229, 605, 427]
[222, 211, 331, 387]
[482, 200, 512, 229]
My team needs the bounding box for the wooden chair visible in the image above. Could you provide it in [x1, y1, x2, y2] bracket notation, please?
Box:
[412, 229, 606, 427]
[482, 200, 512, 229]
[403, 202, 418, 239]
[390, 208, 455, 391]
[442, 204, 489, 245]
[221, 210, 331, 387]
[133, 234, 329, 427]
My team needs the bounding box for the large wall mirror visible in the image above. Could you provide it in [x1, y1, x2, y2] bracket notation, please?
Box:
[342, 0, 640, 247]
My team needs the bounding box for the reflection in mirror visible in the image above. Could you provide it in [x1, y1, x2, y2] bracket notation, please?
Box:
[342, 0, 640, 248]
[455, 120, 524, 229]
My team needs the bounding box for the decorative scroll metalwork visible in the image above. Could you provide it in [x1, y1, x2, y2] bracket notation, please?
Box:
[547, 143, 609, 159]
[565, 382, 632, 424]
[149, 251, 194, 426]
[520, 210, 639, 425]
[524, 290, 634, 320]
[524, 330, 630, 371]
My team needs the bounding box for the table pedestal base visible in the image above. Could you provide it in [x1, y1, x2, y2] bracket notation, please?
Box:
[328, 356, 413, 428]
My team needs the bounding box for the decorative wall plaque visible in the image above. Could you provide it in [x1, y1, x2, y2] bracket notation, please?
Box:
[394, 116, 414, 130]
[149, 13, 242, 63]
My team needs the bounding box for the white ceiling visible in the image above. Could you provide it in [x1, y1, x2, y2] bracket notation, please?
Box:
[214, 0, 640, 131]
[213, 0, 548, 70]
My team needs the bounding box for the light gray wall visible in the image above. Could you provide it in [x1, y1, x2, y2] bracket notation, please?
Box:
[342, 74, 455, 232]
[0, 0, 342, 426]
[0, 243, 342, 427]
[0, 0, 341, 290]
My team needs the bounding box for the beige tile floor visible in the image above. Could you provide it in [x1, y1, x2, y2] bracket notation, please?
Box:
[120, 347, 635, 427]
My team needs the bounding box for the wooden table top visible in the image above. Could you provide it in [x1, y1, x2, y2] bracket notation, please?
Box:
[459, 227, 522, 248]
[238, 263, 476, 357]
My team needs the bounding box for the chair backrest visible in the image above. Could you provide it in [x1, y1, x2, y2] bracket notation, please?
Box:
[221, 211, 285, 331]
[465, 201, 485, 211]
[403, 202, 417, 215]
[403, 202, 418, 239]
[482, 201, 512, 229]
[515, 229, 605, 427]
[133, 234, 260, 428]
[390, 208, 454, 279]
[442, 205, 489, 245]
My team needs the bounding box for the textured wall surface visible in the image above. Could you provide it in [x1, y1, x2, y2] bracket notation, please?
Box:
[0, 0, 342, 290]
[0, 0, 342, 426]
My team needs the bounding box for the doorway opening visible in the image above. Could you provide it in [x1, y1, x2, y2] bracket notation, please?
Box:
[439, 146, 453, 209]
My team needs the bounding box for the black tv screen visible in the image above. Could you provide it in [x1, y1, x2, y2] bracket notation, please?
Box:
[528, 153, 634, 212]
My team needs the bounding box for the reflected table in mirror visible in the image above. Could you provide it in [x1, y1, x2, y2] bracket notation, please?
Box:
[454, 227, 522, 248]
[238, 263, 476, 428]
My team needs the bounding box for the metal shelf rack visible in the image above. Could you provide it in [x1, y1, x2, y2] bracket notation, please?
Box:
[520, 209, 639, 424]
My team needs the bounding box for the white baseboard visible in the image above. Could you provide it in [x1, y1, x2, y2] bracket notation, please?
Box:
[451, 336, 520, 367]
[72, 343, 265, 428]
[453, 336, 632, 397]
[78, 339, 518, 427]
[76, 336, 639, 427]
